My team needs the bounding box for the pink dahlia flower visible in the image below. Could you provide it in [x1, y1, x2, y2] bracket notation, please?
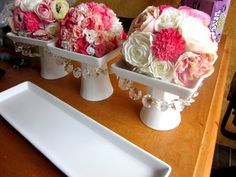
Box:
[24, 12, 41, 32]
[152, 28, 185, 62]
[34, 2, 55, 24]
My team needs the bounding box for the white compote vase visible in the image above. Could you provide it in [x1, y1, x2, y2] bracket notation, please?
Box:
[47, 42, 121, 101]
[111, 60, 203, 131]
[7, 32, 67, 80]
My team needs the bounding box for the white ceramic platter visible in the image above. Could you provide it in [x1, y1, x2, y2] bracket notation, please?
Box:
[0, 82, 171, 177]
[47, 42, 121, 67]
[7, 32, 54, 47]
[111, 60, 203, 98]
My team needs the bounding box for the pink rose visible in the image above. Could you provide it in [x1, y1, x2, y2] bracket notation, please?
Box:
[199, 53, 217, 65]
[94, 31, 105, 45]
[35, 2, 55, 24]
[102, 16, 112, 30]
[179, 6, 211, 26]
[74, 36, 89, 55]
[94, 43, 107, 57]
[90, 3, 106, 16]
[131, 6, 159, 33]
[174, 52, 214, 87]
[13, 7, 26, 30]
[94, 17, 104, 31]
[23, 12, 41, 32]
[81, 17, 95, 30]
[72, 26, 83, 38]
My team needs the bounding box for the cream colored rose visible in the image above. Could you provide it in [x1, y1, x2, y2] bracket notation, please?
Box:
[122, 31, 153, 68]
[45, 22, 58, 36]
[149, 59, 173, 81]
[51, 0, 69, 20]
[130, 6, 159, 33]
[14, 0, 21, 7]
[20, 0, 43, 11]
[179, 16, 218, 54]
[154, 7, 186, 31]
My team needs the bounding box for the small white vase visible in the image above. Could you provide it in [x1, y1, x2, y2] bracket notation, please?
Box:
[140, 88, 181, 131]
[80, 63, 113, 101]
[39, 47, 68, 80]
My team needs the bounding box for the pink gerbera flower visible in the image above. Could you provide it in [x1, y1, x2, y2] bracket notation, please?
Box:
[152, 28, 185, 62]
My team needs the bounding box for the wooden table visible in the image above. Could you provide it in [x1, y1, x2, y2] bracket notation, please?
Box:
[0, 35, 232, 177]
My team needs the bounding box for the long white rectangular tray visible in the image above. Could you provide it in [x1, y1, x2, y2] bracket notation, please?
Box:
[0, 82, 171, 177]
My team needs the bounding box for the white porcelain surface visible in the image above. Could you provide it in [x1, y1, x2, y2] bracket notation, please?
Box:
[7, 32, 54, 47]
[0, 82, 171, 177]
[80, 64, 113, 101]
[47, 41, 121, 68]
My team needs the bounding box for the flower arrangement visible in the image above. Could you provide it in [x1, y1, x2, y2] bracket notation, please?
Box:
[9, 0, 69, 40]
[123, 5, 218, 88]
[57, 2, 127, 58]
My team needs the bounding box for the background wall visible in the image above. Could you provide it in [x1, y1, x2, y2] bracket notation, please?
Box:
[75, 0, 179, 17]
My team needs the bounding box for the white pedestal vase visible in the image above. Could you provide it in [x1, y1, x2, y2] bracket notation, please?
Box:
[111, 60, 203, 131]
[80, 63, 113, 101]
[7, 32, 68, 80]
[47, 42, 121, 101]
[38, 47, 67, 79]
[140, 88, 181, 131]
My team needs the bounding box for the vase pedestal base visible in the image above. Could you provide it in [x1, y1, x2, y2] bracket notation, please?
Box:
[39, 47, 68, 80]
[140, 88, 181, 131]
[140, 106, 181, 131]
[80, 64, 113, 101]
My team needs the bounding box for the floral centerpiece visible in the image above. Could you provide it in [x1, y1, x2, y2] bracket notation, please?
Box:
[57, 2, 127, 57]
[123, 5, 218, 88]
[9, 0, 70, 40]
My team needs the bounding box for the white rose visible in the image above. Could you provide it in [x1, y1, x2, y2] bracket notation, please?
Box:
[149, 58, 173, 81]
[179, 16, 218, 54]
[84, 29, 97, 44]
[122, 31, 152, 68]
[20, 0, 43, 11]
[77, 3, 89, 13]
[111, 17, 123, 34]
[86, 45, 95, 56]
[154, 7, 186, 31]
